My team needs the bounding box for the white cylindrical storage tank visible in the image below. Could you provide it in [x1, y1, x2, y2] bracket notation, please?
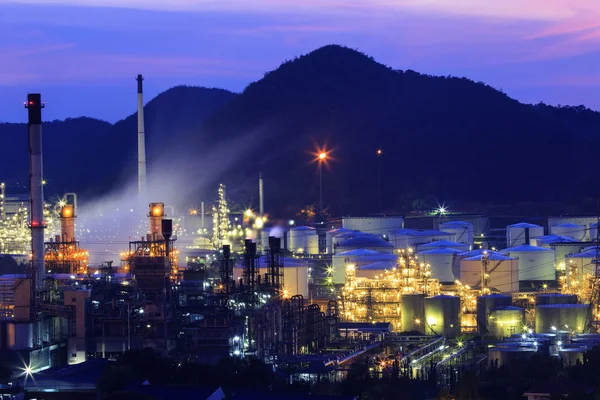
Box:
[342, 216, 404, 237]
[550, 223, 586, 241]
[332, 250, 397, 284]
[535, 304, 587, 333]
[506, 223, 544, 247]
[337, 235, 394, 254]
[418, 248, 460, 283]
[357, 261, 395, 280]
[417, 240, 470, 253]
[389, 229, 418, 249]
[566, 249, 597, 278]
[401, 294, 425, 334]
[332, 231, 373, 254]
[409, 230, 453, 248]
[460, 253, 518, 292]
[488, 306, 526, 338]
[440, 221, 474, 246]
[287, 226, 317, 254]
[424, 295, 461, 338]
[326, 228, 355, 254]
[503, 244, 555, 281]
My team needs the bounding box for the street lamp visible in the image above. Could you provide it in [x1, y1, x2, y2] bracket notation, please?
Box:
[318, 152, 328, 212]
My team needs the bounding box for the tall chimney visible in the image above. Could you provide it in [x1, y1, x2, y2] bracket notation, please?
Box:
[259, 172, 264, 217]
[137, 74, 147, 197]
[25, 93, 45, 289]
[201, 201, 205, 230]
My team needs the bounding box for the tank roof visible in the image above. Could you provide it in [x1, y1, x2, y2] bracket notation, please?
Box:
[418, 248, 461, 255]
[327, 227, 355, 234]
[336, 248, 380, 256]
[508, 222, 542, 228]
[414, 230, 453, 237]
[536, 293, 576, 297]
[464, 253, 515, 261]
[440, 221, 472, 227]
[359, 261, 395, 270]
[338, 236, 393, 248]
[291, 226, 315, 231]
[492, 306, 524, 311]
[554, 223, 584, 227]
[567, 249, 599, 258]
[389, 228, 418, 236]
[535, 234, 577, 244]
[503, 244, 552, 253]
[478, 294, 512, 299]
[536, 304, 587, 309]
[417, 240, 468, 250]
[429, 294, 459, 299]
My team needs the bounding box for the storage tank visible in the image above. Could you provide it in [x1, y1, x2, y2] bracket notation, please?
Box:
[550, 223, 586, 241]
[417, 240, 470, 252]
[326, 228, 355, 254]
[357, 261, 396, 279]
[331, 249, 397, 284]
[418, 248, 460, 283]
[424, 295, 461, 338]
[506, 223, 544, 247]
[488, 306, 526, 338]
[337, 235, 394, 254]
[401, 294, 425, 334]
[535, 293, 578, 306]
[476, 294, 513, 335]
[460, 252, 519, 292]
[287, 226, 318, 254]
[342, 216, 404, 237]
[503, 245, 555, 281]
[531, 234, 577, 248]
[440, 221, 474, 246]
[566, 249, 598, 278]
[535, 304, 587, 333]
[409, 230, 453, 248]
[232, 256, 310, 297]
[388, 229, 418, 249]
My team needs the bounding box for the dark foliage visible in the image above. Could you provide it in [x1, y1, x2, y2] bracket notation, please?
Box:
[2, 45, 598, 216]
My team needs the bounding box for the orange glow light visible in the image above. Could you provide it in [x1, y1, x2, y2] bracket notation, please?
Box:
[377, 149, 382, 155]
[319, 152, 327, 160]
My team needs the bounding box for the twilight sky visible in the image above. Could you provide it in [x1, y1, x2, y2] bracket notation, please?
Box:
[1, 0, 599, 122]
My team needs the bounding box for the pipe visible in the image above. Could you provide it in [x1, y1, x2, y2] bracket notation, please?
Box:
[26, 93, 45, 289]
[137, 74, 147, 198]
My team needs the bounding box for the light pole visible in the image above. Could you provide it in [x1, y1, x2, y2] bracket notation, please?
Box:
[318, 152, 327, 212]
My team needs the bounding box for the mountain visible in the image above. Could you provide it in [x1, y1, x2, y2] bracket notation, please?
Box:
[0, 45, 597, 216]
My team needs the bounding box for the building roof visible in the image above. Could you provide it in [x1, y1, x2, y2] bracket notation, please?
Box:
[25, 358, 109, 391]
[503, 244, 552, 253]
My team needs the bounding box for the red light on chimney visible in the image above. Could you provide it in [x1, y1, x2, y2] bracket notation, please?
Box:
[31, 221, 39, 227]
[29, 101, 34, 105]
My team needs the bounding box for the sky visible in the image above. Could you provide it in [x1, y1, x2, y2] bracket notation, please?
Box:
[1, 0, 599, 123]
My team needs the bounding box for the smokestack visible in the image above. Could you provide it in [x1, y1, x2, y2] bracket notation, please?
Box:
[137, 74, 147, 197]
[149, 202, 165, 238]
[259, 173, 264, 217]
[25, 93, 45, 289]
[201, 202, 205, 230]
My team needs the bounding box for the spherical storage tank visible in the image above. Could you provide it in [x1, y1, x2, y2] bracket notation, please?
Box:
[460, 252, 518, 293]
[550, 223, 586, 242]
[476, 294, 513, 335]
[418, 248, 460, 283]
[506, 223, 544, 247]
[287, 226, 318, 254]
[535, 304, 587, 333]
[503, 244, 555, 281]
[326, 228, 356, 254]
[488, 306, 526, 338]
[440, 221, 474, 246]
[424, 295, 461, 338]
[401, 294, 425, 334]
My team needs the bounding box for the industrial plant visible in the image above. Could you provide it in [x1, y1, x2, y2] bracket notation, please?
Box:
[2, 79, 600, 400]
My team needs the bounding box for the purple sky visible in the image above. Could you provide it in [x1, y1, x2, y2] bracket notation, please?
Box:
[1, 0, 599, 123]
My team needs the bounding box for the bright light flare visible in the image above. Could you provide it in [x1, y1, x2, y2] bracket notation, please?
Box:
[377, 149, 382, 156]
